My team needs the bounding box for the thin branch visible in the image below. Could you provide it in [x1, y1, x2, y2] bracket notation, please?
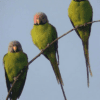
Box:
[6, 20, 100, 100]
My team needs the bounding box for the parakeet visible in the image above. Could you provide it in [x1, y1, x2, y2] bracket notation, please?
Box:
[3, 41, 28, 100]
[68, 0, 93, 87]
[31, 12, 67, 100]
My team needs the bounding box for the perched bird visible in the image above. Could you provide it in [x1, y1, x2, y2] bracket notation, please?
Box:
[31, 12, 67, 100]
[3, 41, 28, 100]
[68, 0, 93, 87]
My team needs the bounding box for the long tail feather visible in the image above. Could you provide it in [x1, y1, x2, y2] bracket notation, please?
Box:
[59, 81, 67, 100]
[82, 41, 92, 87]
[49, 53, 64, 85]
[50, 58, 67, 100]
[48, 52, 67, 100]
[57, 49, 59, 65]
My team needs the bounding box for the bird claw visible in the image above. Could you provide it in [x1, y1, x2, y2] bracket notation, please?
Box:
[75, 25, 79, 29]
[41, 49, 44, 52]
[47, 43, 50, 47]
[84, 23, 87, 26]
[21, 70, 23, 73]
[40, 43, 50, 53]
[13, 76, 18, 81]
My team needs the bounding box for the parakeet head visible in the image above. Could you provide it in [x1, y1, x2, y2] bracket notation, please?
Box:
[8, 41, 23, 53]
[34, 12, 48, 25]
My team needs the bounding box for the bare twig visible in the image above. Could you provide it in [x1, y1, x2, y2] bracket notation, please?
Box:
[6, 20, 100, 100]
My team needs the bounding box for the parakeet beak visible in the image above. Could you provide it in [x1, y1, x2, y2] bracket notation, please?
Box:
[37, 19, 40, 24]
[13, 46, 17, 52]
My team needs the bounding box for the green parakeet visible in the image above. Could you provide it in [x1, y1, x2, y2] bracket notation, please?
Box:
[31, 12, 67, 100]
[68, 0, 93, 87]
[3, 41, 28, 100]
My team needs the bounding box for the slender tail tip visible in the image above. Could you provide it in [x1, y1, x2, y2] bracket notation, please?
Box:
[88, 65, 93, 77]
[90, 72, 93, 77]
[61, 80, 64, 86]
[89, 68, 93, 77]
[59, 81, 64, 86]
[88, 83, 89, 88]
[62, 83, 64, 86]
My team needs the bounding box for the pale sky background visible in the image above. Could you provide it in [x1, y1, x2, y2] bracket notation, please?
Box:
[0, 0, 100, 100]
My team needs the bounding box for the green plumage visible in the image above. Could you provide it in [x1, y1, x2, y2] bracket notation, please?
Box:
[31, 22, 63, 85]
[3, 51, 28, 100]
[68, 0, 92, 41]
[68, 0, 93, 87]
[31, 23, 57, 51]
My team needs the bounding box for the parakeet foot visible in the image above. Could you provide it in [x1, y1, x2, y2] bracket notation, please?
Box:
[41, 43, 50, 53]
[75, 25, 79, 29]
[40, 49, 44, 54]
[21, 70, 23, 73]
[47, 43, 50, 47]
[84, 23, 87, 27]
[13, 76, 18, 81]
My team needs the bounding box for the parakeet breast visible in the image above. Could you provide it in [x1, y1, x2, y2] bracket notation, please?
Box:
[68, 0, 92, 26]
[4, 52, 28, 82]
[31, 23, 55, 50]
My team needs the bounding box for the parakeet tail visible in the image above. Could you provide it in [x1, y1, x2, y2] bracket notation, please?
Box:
[49, 52, 67, 100]
[59, 81, 67, 100]
[44, 52, 67, 100]
[57, 49, 59, 65]
[82, 41, 92, 87]
[48, 52, 64, 85]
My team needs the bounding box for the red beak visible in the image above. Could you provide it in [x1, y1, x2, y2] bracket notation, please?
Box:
[13, 46, 17, 51]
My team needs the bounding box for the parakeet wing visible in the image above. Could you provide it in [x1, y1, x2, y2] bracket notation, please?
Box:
[4, 68, 11, 91]
[69, 17, 92, 39]
[52, 25, 59, 65]
[17, 53, 28, 98]
[3, 54, 11, 91]
[50, 24, 58, 51]
[3, 54, 12, 99]
[44, 24, 59, 64]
